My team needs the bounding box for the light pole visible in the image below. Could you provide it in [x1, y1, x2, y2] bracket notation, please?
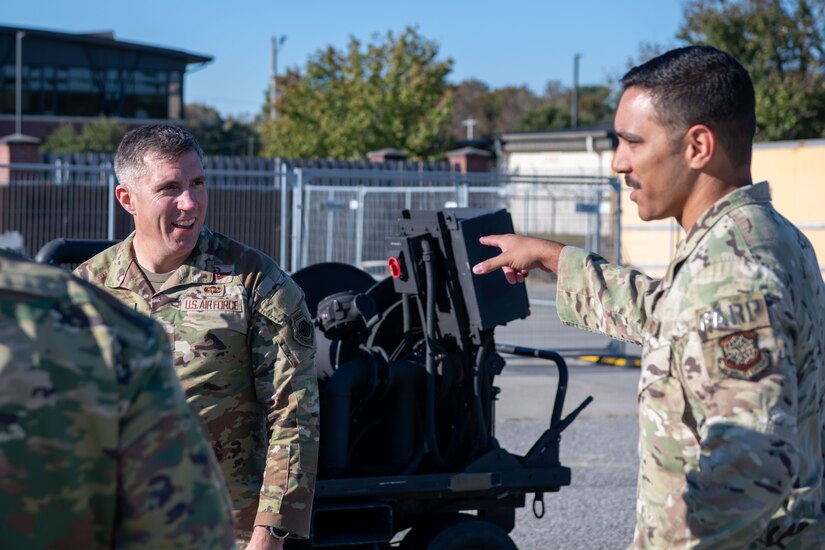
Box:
[270, 35, 287, 122]
[15, 31, 25, 135]
[571, 53, 581, 129]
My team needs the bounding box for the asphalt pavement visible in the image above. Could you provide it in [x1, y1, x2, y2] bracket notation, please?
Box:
[491, 296, 642, 550]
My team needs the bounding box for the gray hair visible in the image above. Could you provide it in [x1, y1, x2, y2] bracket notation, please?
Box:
[114, 124, 204, 189]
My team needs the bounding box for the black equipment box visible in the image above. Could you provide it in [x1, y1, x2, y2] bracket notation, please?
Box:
[387, 208, 530, 333]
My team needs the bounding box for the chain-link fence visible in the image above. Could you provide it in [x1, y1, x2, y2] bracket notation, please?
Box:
[291, 169, 620, 276]
[0, 160, 623, 357]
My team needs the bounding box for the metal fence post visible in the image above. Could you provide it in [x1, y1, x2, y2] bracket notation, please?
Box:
[355, 187, 366, 270]
[290, 168, 303, 273]
[278, 160, 288, 269]
[612, 177, 622, 265]
[594, 187, 602, 257]
[277, 159, 290, 269]
[459, 180, 469, 207]
[325, 189, 334, 262]
[107, 164, 116, 241]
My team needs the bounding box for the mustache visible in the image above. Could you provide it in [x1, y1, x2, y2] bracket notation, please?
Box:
[624, 176, 641, 189]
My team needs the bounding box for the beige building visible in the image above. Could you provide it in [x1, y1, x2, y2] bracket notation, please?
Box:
[496, 129, 616, 175]
[500, 131, 825, 278]
[620, 139, 825, 277]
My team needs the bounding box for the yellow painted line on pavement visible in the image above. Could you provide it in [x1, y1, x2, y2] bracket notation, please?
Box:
[577, 355, 641, 368]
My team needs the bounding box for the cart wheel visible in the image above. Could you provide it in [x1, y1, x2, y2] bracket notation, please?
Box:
[401, 514, 517, 550]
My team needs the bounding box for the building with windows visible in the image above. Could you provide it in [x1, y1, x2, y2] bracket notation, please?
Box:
[495, 128, 617, 176]
[0, 24, 211, 139]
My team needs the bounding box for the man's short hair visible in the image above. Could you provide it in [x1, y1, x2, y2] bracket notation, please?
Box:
[114, 124, 204, 189]
[621, 45, 756, 167]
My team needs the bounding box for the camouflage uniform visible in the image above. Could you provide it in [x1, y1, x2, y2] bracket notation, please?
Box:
[556, 182, 825, 549]
[0, 250, 235, 549]
[74, 226, 319, 538]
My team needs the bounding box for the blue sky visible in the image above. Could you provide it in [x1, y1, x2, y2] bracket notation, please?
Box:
[3, 0, 684, 119]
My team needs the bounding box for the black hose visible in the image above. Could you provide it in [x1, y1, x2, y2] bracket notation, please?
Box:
[473, 335, 491, 452]
[421, 238, 448, 469]
[321, 358, 375, 474]
[402, 293, 411, 346]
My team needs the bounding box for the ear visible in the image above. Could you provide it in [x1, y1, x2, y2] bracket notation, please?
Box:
[115, 184, 136, 215]
[684, 124, 714, 169]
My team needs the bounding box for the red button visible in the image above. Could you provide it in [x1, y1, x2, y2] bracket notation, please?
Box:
[388, 257, 402, 278]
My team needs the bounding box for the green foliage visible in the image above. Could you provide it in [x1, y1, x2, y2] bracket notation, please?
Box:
[41, 118, 125, 153]
[517, 84, 614, 132]
[260, 27, 454, 160]
[40, 124, 82, 153]
[450, 80, 542, 138]
[517, 104, 570, 131]
[450, 79, 615, 136]
[80, 117, 125, 153]
[185, 103, 260, 156]
[678, 0, 825, 141]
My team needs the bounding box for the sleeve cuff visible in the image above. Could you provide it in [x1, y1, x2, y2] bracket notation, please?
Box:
[254, 510, 311, 540]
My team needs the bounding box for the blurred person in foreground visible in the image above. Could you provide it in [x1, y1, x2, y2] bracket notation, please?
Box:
[0, 249, 235, 548]
[74, 124, 319, 549]
[473, 46, 825, 548]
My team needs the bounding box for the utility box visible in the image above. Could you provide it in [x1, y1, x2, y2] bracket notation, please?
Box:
[388, 208, 530, 337]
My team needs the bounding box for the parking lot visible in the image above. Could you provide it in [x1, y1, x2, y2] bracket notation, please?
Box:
[493, 302, 641, 549]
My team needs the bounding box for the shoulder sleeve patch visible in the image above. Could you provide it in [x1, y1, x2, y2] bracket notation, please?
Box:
[256, 273, 305, 324]
[696, 293, 778, 380]
[291, 309, 315, 348]
[716, 330, 771, 379]
[696, 293, 770, 342]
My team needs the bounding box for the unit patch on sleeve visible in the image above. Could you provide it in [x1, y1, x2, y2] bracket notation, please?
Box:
[697, 293, 773, 380]
[292, 312, 315, 348]
[717, 330, 770, 378]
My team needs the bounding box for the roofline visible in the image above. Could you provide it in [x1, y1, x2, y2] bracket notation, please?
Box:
[0, 113, 184, 125]
[753, 137, 825, 149]
[497, 128, 617, 153]
[0, 24, 212, 65]
[498, 127, 615, 142]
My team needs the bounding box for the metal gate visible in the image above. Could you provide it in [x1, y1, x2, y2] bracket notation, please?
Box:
[0, 161, 624, 357]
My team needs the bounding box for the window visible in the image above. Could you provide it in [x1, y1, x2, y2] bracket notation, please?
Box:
[1, 62, 175, 119]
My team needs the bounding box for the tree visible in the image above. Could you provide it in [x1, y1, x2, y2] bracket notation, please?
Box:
[185, 103, 259, 156]
[449, 81, 542, 140]
[260, 27, 454, 160]
[518, 104, 570, 131]
[450, 79, 495, 140]
[576, 85, 616, 127]
[678, 0, 825, 141]
[489, 86, 543, 132]
[79, 117, 126, 153]
[41, 118, 125, 153]
[40, 123, 83, 154]
[517, 82, 614, 132]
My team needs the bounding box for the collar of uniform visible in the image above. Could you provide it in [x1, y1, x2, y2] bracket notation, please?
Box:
[104, 232, 139, 289]
[670, 181, 771, 270]
[104, 228, 220, 291]
[170, 226, 221, 286]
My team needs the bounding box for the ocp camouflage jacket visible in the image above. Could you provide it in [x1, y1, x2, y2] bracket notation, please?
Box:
[75, 226, 319, 538]
[557, 182, 825, 549]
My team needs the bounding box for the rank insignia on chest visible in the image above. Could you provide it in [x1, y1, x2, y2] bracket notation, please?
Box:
[203, 285, 224, 296]
[717, 330, 770, 379]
